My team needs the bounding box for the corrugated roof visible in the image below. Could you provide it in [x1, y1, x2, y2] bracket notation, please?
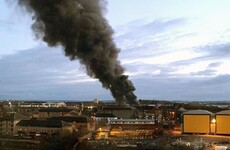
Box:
[216, 110, 230, 115]
[183, 110, 214, 116]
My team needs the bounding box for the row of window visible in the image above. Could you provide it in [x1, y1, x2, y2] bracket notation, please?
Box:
[0, 126, 13, 129]
[0, 127, 13, 132]
[18, 128, 59, 133]
[0, 122, 13, 125]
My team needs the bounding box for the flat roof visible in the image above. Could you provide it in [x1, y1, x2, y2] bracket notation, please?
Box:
[183, 110, 214, 116]
[216, 110, 230, 115]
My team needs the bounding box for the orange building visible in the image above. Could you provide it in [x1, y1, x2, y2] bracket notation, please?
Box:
[182, 110, 214, 134]
[215, 110, 230, 135]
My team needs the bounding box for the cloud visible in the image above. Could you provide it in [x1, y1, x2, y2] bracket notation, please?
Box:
[208, 62, 222, 68]
[0, 20, 13, 29]
[191, 69, 217, 77]
[198, 43, 230, 58]
[133, 74, 230, 101]
[1, 16, 230, 101]
[0, 46, 113, 100]
[115, 18, 188, 57]
[112, 17, 230, 101]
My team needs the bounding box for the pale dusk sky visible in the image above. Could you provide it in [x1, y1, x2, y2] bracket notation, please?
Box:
[1, 0, 230, 101]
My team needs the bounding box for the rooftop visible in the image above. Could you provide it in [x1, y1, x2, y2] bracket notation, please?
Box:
[95, 113, 117, 118]
[39, 107, 73, 113]
[0, 113, 28, 121]
[183, 110, 214, 116]
[216, 110, 230, 115]
[48, 116, 88, 123]
[17, 120, 69, 128]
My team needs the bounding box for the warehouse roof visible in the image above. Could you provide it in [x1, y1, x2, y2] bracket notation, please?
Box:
[183, 110, 214, 116]
[216, 110, 230, 115]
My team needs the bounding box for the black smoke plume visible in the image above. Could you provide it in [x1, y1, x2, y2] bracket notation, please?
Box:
[17, 0, 138, 105]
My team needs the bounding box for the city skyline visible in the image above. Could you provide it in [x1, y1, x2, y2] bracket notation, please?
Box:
[1, 0, 230, 101]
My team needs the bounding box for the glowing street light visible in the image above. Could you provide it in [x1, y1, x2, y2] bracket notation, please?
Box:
[211, 119, 216, 124]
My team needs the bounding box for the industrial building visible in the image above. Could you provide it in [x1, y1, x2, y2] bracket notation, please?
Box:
[181, 110, 214, 134]
[215, 110, 230, 135]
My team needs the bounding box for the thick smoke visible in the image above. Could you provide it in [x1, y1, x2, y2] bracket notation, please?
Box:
[17, 0, 138, 105]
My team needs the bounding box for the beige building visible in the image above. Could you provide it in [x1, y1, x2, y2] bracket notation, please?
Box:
[0, 113, 28, 136]
[0, 104, 3, 116]
[48, 116, 90, 131]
